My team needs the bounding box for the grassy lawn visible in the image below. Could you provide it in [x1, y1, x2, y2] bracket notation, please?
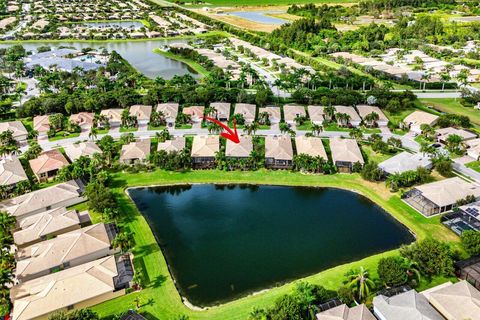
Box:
[384, 109, 415, 127]
[175, 124, 193, 129]
[91, 170, 460, 319]
[324, 123, 350, 132]
[120, 126, 138, 133]
[419, 98, 480, 126]
[153, 49, 210, 77]
[466, 161, 480, 172]
[48, 132, 80, 141]
[184, 0, 357, 7]
[361, 144, 395, 164]
[147, 124, 166, 131]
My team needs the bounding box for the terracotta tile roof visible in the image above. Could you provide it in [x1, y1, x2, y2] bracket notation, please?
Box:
[33, 115, 50, 133]
[29, 149, 69, 175]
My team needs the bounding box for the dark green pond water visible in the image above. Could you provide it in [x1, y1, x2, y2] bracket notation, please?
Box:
[128, 184, 414, 306]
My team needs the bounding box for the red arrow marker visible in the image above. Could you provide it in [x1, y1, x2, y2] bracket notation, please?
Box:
[203, 116, 240, 144]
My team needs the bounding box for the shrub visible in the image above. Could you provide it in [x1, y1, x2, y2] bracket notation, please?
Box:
[377, 256, 408, 287]
[461, 230, 480, 256]
[400, 239, 454, 276]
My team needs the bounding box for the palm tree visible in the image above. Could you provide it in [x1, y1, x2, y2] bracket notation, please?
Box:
[440, 72, 451, 92]
[336, 113, 351, 127]
[349, 128, 363, 141]
[344, 267, 375, 303]
[386, 173, 402, 192]
[243, 122, 260, 136]
[363, 112, 379, 127]
[311, 124, 323, 136]
[88, 126, 98, 141]
[324, 105, 335, 121]
[112, 231, 135, 253]
[420, 124, 435, 141]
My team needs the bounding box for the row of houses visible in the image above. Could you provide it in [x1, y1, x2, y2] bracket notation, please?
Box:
[123, 135, 364, 172]
[316, 280, 480, 320]
[0, 180, 134, 319]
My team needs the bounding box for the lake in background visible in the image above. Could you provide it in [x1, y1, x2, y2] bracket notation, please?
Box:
[128, 184, 414, 306]
[0, 39, 199, 79]
[227, 11, 288, 25]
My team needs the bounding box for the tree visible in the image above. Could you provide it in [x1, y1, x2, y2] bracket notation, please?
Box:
[267, 294, 303, 320]
[400, 239, 454, 276]
[434, 157, 453, 177]
[112, 230, 135, 253]
[361, 162, 383, 181]
[85, 181, 117, 213]
[0, 211, 15, 234]
[344, 266, 375, 303]
[49, 113, 64, 132]
[445, 134, 463, 153]
[349, 128, 363, 141]
[311, 124, 323, 136]
[461, 230, 480, 256]
[377, 256, 408, 288]
[48, 309, 99, 320]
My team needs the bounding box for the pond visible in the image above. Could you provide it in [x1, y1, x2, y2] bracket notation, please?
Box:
[0, 39, 199, 79]
[128, 184, 414, 307]
[227, 11, 288, 25]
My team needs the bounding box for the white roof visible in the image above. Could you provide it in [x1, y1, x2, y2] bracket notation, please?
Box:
[10, 255, 119, 320]
[404, 111, 439, 127]
[316, 304, 375, 320]
[379, 152, 431, 174]
[129, 105, 152, 121]
[0, 121, 28, 140]
[307, 105, 325, 122]
[415, 177, 480, 207]
[259, 106, 281, 120]
[210, 102, 230, 119]
[156, 103, 179, 120]
[64, 142, 102, 161]
[234, 103, 256, 121]
[334, 106, 361, 122]
[120, 139, 151, 162]
[100, 108, 123, 122]
[157, 137, 185, 153]
[191, 135, 219, 157]
[436, 127, 477, 141]
[0, 156, 28, 186]
[356, 105, 388, 122]
[283, 104, 306, 122]
[295, 136, 328, 160]
[330, 138, 364, 164]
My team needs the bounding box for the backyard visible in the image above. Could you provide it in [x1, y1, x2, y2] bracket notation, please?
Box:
[89, 169, 460, 319]
[419, 98, 480, 126]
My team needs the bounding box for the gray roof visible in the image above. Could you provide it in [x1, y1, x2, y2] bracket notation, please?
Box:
[379, 152, 432, 175]
[27, 49, 79, 60]
[373, 290, 444, 320]
[25, 58, 104, 72]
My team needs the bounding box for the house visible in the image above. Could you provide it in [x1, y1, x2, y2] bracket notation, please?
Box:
[378, 151, 432, 175]
[265, 135, 293, 169]
[33, 115, 50, 137]
[0, 156, 28, 189]
[100, 108, 123, 128]
[259, 106, 281, 124]
[295, 136, 328, 160]
[0, 179, 85, 223]
[403, 177, 480, 216]
[157, 136, 186, 153]
[156, 102, 179, 128]
[422, 280, 480, 320]
[10, 255, 133, 320]
[210, 102, 230, 122]
[467, 139, 480, 159]
[334, 106, 362, 127]
[0, 121, 28, 143]
[234, 103, 256, 124]
[307, 105, 325, 125]
[29, 149, 69, 182]
[120, 139, 151, 164]
[69, 112, 94, 132]
[356, 105, 389, 127]
[64, 141, 102, 161]
[329, 138, 364, 173]
[316, 304, 376, 320]
[283, 104, 306, 126]
[13, 207, 90, 248]
[403, 111, 439, 134]
[373, 289, 444, 320]
[225, 135, 253, 160]
[191, 135, 219, 169]
[129, 105, 152, 126]
[15, 223, 118, 282]
[435, 127, 477, 144]
[183, 106, 205, 123]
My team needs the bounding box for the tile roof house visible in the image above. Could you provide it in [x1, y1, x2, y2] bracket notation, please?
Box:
[373, 289, 444, 320]
[183, 106, 205, 123]
[265, 135, 293, 169]
[307, 105, 325, 125]
[33, 115, 50, 136]
[334, 106, 362, 127]
[156, 102, 179, 128]
[330, 138, 364, 173]
[0, 121, 28, 143]
[10, 255, 131, 320]
[259, 106, 281, 124]
[29, 149, 69, 182]
[0, 179, 85, 223]
[120, 139, 151, 164]
[378, 151, 432, 175]
[64, 141, 102, 162]
[316, 304, 376, 320]
[0, 156, 28, 189]
[191, 135, 219, 169]
[210, 102, 231, 122]
[157, 136, 186, 153]
[129, 105, 152, 126]
[13, 207, 90, 248]
[283, 104, 306, 125]
[422, 280, 480, 320]
[225, 135, 253, 159]
[403, 111, 439, 134]
[403, 177, 480, 216]
[234, 103, 256, 124]
[295, 136, 328, 160]
[436, 127, 477, 144]
[100, 108, 123, 127]
[356, 105, 389, 127]
[69, 112, 94, 131]
[15, 223, 118, 282]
